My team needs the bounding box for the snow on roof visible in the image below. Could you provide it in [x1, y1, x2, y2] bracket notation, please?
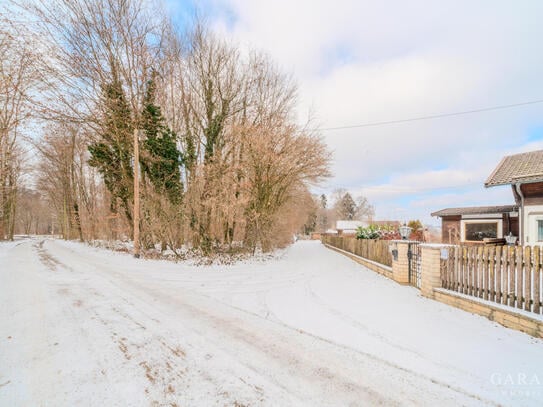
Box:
[335, 220, 366, 230]
[431, 205, 518, 217]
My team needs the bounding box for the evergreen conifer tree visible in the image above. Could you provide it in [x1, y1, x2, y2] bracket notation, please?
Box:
[140, 73, 183, 204]
[88, 72, 134, 222]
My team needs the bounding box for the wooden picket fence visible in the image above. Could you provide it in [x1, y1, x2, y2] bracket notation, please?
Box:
[441, 245, 543, 314]
[321, 235, 392, 267]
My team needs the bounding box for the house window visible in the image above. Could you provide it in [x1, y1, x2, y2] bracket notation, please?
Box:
[538, 220, 543, 242]
[464, 222, 498, 241]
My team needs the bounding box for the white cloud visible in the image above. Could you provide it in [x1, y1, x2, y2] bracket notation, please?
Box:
[190, 0, 543, 224]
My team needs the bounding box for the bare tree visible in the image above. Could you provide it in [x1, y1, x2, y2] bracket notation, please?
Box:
[175, 25, 329, 253]
[355, 195, 374, 221]
[15, 187, 50, 235]
[0, 18, 38, 240]
[332, 189, 374, 222]
[242, 125, 330, 251]
[35, 123, 88, 240]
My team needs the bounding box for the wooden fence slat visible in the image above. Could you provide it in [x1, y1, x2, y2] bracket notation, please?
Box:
[466, 247, 471, 295]
[525, 246, 532, 312]
[465, 247, 470, 295]
[465, 247, 473, 295]
[515, 246, 523, 309]
[462, 246, 466, 293]
[449, 248, 454, 290]
[473, 246, 478, 297]
[501, 247, 508, 305]
[441, 254, 447, 289]
[480, 247, 486, 300]
[479, 247, 489, 300]
[511, 246, 517, 307]
[446, 251, 450, 289]
[495, 246, 502, 304]
[447, 247, 458, 291]
[535, 247, 541, 314]
[493, 246, 502, 303]
[509, 247, 516, 307]
[486, 247, 490, 300]
[469, 247, 475, 296]
[454, 247, 459, 293]
[442, 251, 447, 289]
[488, 246, 495, 302]
[476, 246, 486, 298]
[471, 247, 476, 296]
[451, 249, 455, 290]
[502, 247, 505, 304]
[484, 247, 490, 300]
[460, 246, 464, 293]
[483, 247, 487, 300]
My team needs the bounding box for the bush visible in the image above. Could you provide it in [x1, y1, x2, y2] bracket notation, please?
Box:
[356, 224, 402, 240]
[356, 225, 381, 239]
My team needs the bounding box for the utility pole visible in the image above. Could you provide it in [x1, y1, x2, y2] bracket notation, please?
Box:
[133, 127, 141, 258]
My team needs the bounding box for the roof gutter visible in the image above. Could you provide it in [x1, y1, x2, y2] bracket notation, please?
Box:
[515, 183, 524, 244]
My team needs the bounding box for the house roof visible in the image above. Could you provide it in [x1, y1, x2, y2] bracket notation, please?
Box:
[431, 205, 518, 217]
[335, 220, 365, 230]
[371, 220, 401, 226]
[485, 150, 543, 187]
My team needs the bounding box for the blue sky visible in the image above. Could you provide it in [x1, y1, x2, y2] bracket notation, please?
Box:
[165, 0, 543, 225]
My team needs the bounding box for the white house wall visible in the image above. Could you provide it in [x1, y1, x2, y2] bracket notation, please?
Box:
[522, 204, 543, 247]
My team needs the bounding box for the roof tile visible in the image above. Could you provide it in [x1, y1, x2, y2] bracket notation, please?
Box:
[485, 150, 543, 187]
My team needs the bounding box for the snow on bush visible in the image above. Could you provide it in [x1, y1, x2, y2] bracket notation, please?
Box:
[356, 225, 401, 240]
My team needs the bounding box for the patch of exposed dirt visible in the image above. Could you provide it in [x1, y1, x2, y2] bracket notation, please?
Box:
[139, 361, 156, 383]
[117, 339, 131, 360]
[159, 339, 186, 359]
[35, 240, 62, 271]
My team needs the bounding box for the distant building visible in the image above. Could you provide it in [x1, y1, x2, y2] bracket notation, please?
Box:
[335, 220, 366, 236]
[431, 205, 518, 244]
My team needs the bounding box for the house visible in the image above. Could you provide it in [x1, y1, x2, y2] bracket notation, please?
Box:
[432, 149, 543, 246]
[335, 220, 366, 236]
[431, 205, 519, 244]
[485, 150, 543, 246]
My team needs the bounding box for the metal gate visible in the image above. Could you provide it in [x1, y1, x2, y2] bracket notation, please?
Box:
[408, 242, 421, 288]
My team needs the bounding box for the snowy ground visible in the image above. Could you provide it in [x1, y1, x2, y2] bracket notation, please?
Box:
[1, 238, 543, 406]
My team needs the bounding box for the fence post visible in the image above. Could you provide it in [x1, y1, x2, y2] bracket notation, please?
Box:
[391, 240, 410, 284]
[420, 244, 444, 298]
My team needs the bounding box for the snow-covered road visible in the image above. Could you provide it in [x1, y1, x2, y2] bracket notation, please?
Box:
[1, 238, 542, 406]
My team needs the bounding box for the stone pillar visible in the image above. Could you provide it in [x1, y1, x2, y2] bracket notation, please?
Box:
[420, 244, 444, 298]
[391, 240, 410, 285]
